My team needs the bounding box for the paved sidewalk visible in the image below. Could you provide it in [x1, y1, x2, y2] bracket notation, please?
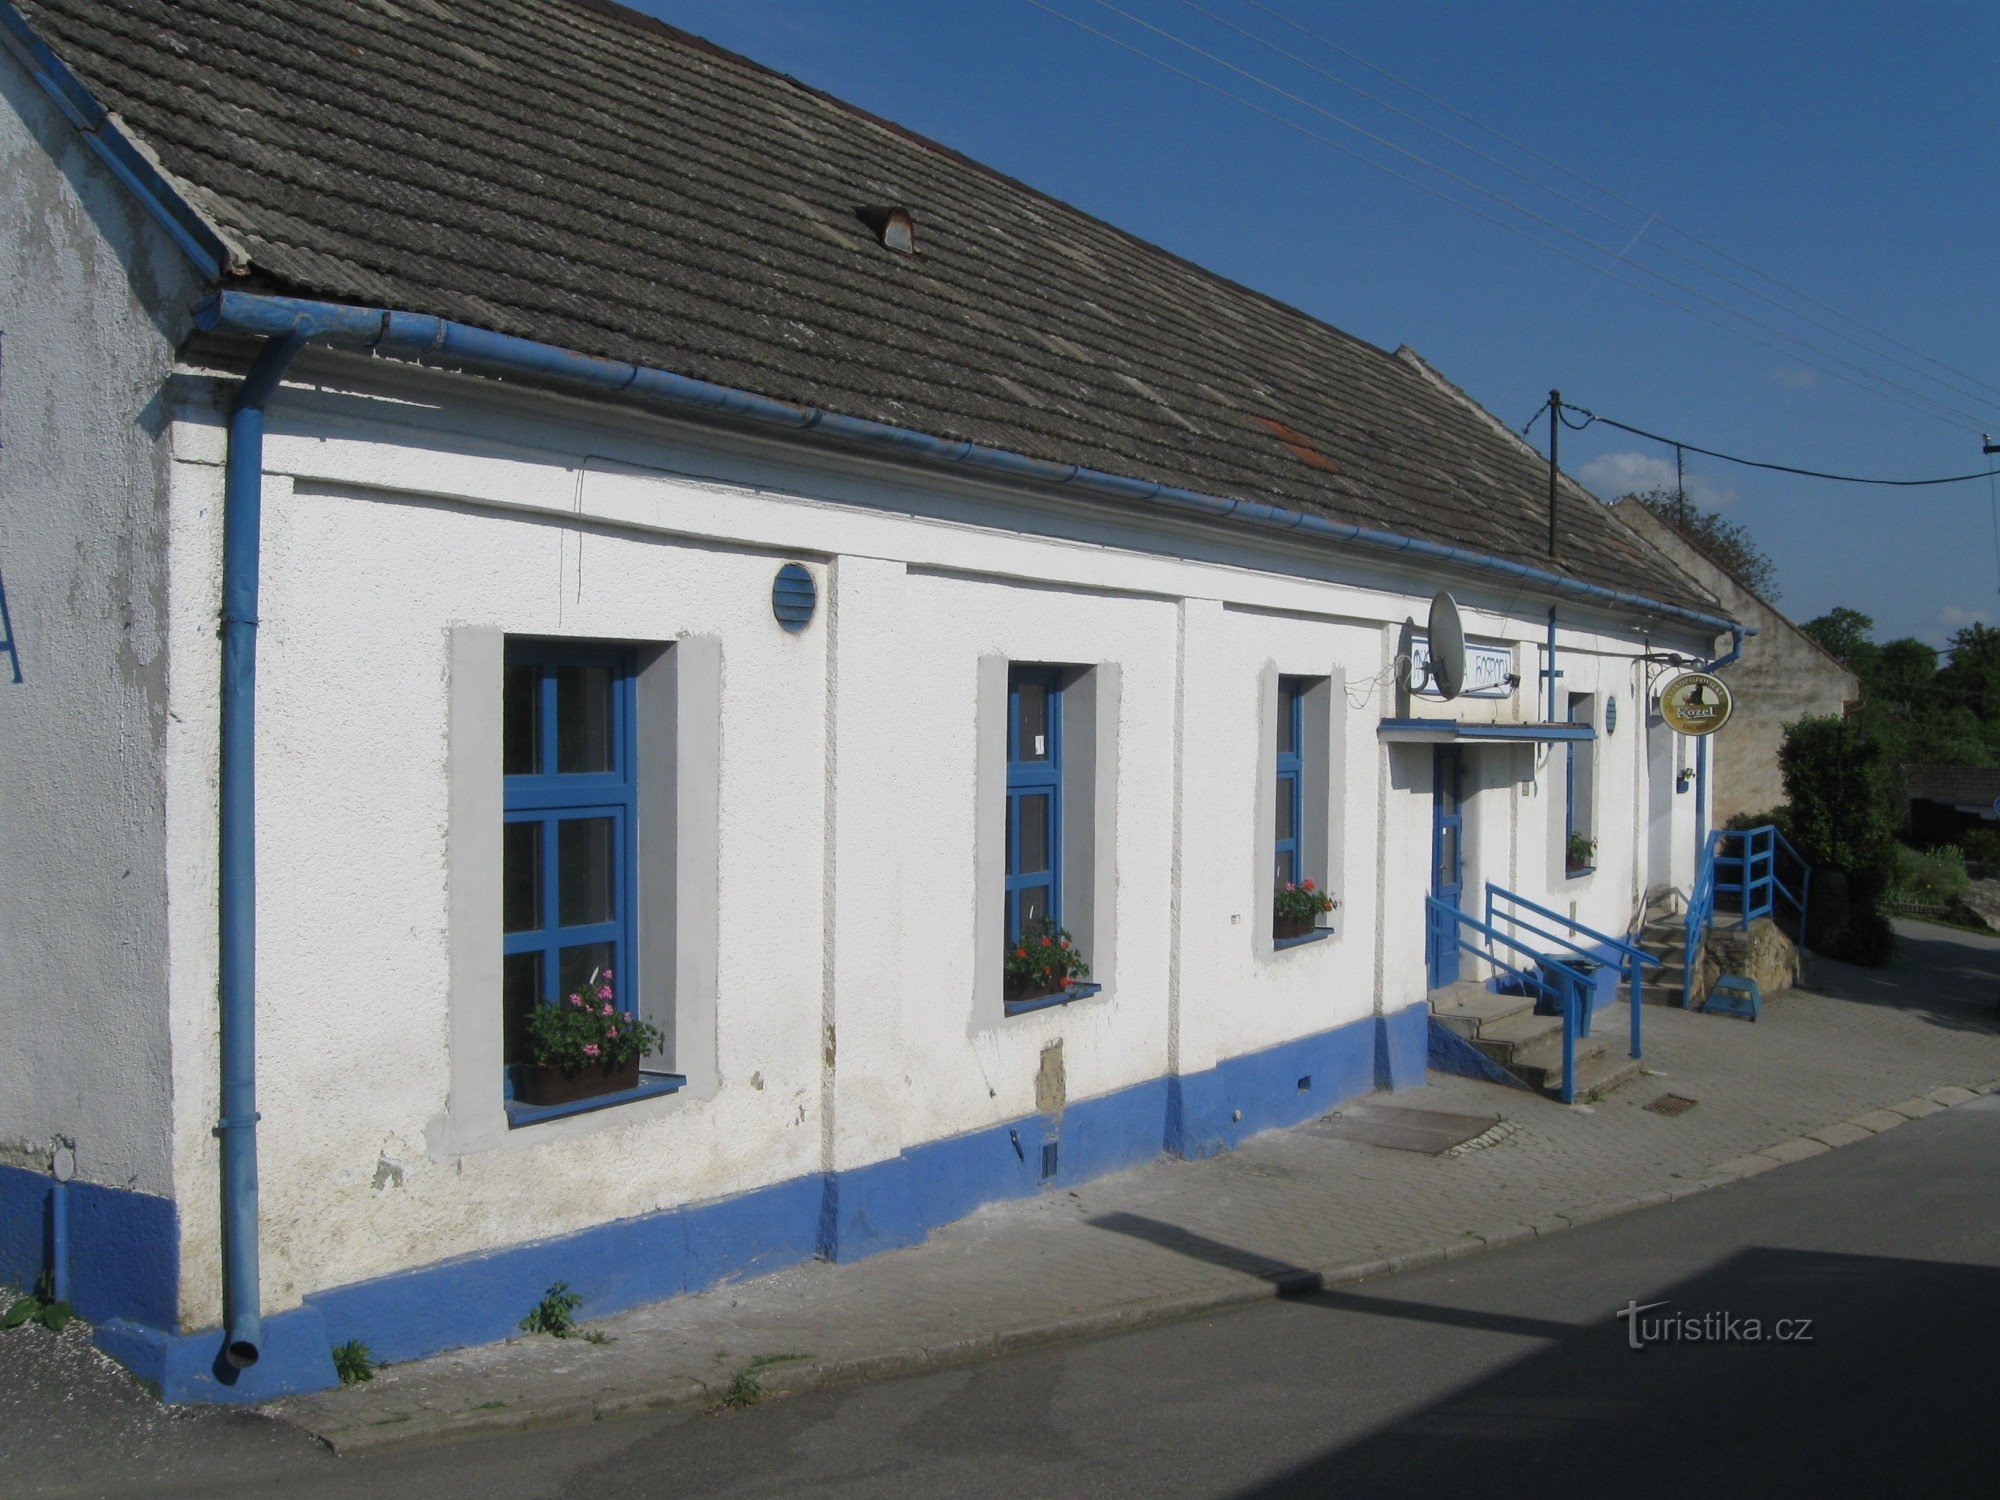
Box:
[275, 920, 2000, 1453]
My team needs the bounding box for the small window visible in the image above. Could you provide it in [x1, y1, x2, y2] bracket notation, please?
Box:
[1005, 665, 1063, 943]
[1274, 676, 1305, 889]
[1565, 692, 1597, 875]
[502, 642, 637, 1074]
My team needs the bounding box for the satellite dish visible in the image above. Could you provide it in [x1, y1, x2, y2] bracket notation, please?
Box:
[1427, 591, 1466, 701]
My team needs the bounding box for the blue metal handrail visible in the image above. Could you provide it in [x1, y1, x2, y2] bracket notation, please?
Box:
[1685, 823, 1813, 1009]
[1713, 825, 1811, 936]
[1427, 896, 1591, 1103]
[1486, 884, 1654, 1064]
[1684, 831, 1720, 1009]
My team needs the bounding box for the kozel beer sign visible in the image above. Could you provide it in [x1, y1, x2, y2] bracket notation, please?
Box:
[1659, 671, 1734, 736]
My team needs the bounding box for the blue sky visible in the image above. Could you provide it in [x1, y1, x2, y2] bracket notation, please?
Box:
[642, 0, 2000, 647]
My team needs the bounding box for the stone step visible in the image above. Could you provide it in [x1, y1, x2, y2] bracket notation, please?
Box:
[1502, 1000, 1637, 1093]
[1640, 981, 1689, 1007]
[1427, 980, 1538, 1040]
[1562, 1047, 1645, 1103]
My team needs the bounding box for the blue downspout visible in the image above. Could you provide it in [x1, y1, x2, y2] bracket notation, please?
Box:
[217, 328, 309, 1370]
[1691, 625, 1743, 887]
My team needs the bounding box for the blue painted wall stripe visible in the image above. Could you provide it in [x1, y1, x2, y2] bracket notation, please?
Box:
[6, 1005, 1427, 1403]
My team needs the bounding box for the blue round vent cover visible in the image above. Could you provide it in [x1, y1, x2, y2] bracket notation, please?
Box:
[1605, 697, 1618, 735]
[772, 562, 817, 632]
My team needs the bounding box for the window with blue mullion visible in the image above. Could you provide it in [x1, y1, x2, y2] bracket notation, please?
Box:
[1274, 677, 1305, 889]
[501, 644, 636, 1069]
[1005, 666, 1062, 945]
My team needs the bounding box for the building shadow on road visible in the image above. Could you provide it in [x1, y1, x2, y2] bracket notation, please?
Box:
[1089, 1212, 2000, 1498]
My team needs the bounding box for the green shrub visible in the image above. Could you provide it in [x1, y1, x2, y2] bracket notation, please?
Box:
[1890, 842, 1966, 903]
[1959, 827, 2000, 865]
[1778, 716, 1896, 966]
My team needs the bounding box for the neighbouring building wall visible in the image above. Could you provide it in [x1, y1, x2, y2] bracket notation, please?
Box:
[0, 46, 202, 1276]
[1614, 499, 1858, 825]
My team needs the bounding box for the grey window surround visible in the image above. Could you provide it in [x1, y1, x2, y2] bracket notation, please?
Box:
[430, 628, 722, 1157]
[1255, 666, 1344, 956]
[973, 656, 1119, 1030]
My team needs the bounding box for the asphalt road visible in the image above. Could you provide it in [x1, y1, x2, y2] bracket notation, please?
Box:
[15, 1088, 2000, 1499]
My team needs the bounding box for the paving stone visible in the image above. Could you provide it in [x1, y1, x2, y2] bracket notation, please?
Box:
[1805, 1122, 1874, 1149]
[1848, 1109, 1908, 1134]
[1930, 1086, 1978, 1106]
[269, 932, 2000, 1455]
[1759, 1137, 1831, 1163]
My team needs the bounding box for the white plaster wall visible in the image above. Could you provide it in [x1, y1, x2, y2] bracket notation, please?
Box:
[158, 352, 1719, 1314]
[1173, 606, 1385, 1069]
[0, 53, 200, 1195]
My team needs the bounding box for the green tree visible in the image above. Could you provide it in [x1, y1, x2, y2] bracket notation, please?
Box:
[1631, 487, 1779, 599]
[1801, 606, 1875, 668]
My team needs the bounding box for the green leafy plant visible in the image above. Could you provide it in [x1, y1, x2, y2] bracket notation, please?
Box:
[1566, 832, 1597, 870]
[1274, 877, 1338, 928]
[1004, 922, 1090, 995]
[580, 1328, 612, 1345]
[519, 1281, 584, 1338]
[2, 1273, 74, 1334]
[717, 1352, 810, 1411]
[522, 971, 664, 1073]
[332, 1339, 375, 1385]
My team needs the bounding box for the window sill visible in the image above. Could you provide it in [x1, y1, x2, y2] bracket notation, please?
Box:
[1565, 865, 1596, 880]
[503, 1068, 687, 1129]
[1004, 981, 1103, 1017]
[1273, 928, 1336, 951]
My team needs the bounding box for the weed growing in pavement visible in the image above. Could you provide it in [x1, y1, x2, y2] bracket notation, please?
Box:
[332, 1340, 375, 1385]
[519, 1281, 585, 1338]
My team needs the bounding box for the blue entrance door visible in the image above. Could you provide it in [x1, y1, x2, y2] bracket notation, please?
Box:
[1428, 745, 1465, 989]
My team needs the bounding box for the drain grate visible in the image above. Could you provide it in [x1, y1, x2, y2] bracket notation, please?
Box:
[1644, 1093, 1699, 1117]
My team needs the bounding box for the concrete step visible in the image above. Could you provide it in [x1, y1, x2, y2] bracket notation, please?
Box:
[1490, 1001, 1636, 1094]
[1563, 1047, 1645, 1103]
[1640, 981, 1688, 1007]
[1428, 980, 1538, 1040]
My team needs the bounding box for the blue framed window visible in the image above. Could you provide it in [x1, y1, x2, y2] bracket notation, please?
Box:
[501, 642, 637, 1069]
[1274, 676, 1305, 889]
[1565, 692, 1594, 874]
[1005, 665, 1062, 944]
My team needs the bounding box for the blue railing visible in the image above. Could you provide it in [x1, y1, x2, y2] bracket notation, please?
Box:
[1684, 831, 1719, 1008]
[1486, 885, 1654, 1065]
[1685, 824, 1812, 1007]
[1715, 824, 1811, 935]
[1426, 896, 1590, 1103]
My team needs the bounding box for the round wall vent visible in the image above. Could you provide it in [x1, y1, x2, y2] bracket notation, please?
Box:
[772, 563, 817, 632]
[1605, 697, 1618, 735]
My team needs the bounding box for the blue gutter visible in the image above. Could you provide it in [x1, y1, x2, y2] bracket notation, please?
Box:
[0, 2, 231, 279]
[192, 291, 1752, 641]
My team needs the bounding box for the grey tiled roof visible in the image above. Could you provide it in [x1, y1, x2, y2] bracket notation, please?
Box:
[1904, 766, 2000, 806]
[17, 0, 1712, 612]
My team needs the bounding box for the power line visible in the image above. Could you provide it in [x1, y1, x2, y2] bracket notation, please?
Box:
[1558, 401, 2000, 486]
[1176, 0, 2000, 418]
[1233, 0, 2000, 409]
[1046, 0, 1991, 431]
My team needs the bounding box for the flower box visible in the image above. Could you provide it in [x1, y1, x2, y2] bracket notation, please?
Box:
[515, 1055, 641, 1107]
[1004, 971, 1074, 1007]
[1274, 913, 1317, 941]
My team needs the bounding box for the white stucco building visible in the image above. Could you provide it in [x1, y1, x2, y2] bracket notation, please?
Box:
[0, 0, 1739, 1401]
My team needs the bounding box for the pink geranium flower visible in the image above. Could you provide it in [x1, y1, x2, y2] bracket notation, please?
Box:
[583, 1044, 600, 1058]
